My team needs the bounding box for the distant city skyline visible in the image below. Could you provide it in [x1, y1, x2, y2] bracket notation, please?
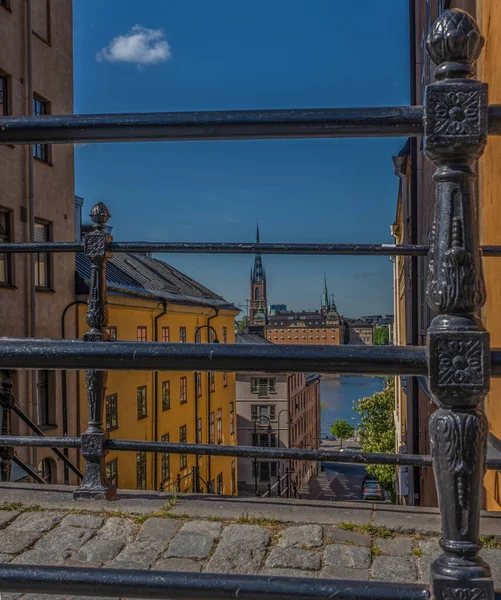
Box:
[74, 0, 409, 316]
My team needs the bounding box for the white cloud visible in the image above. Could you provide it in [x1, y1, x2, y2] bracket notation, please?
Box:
[97, 25, 171, 67]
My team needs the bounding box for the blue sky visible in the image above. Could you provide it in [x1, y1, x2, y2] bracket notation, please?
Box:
[73, 0, 409, 318]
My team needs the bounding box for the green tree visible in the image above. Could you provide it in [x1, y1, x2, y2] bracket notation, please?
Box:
[237, 316, 250, 333]
[354, 377, 395, 495]
[374, 326, 389, 345]
[330, 420, 355, 449]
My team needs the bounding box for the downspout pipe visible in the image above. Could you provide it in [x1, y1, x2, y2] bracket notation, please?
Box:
[61, 300, 87, 484]
[206, 309, 219, 489]
[153, 299, 167, 490]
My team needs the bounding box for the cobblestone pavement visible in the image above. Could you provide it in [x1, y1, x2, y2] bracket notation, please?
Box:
[1, 504, 501, 600]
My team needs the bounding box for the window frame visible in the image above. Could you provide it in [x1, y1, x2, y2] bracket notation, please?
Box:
[161, 326, 170, 343]
[217, 408, 222, 444]
[180, 326, 187, 343]
[0, 207, 12, 286]
[197, 417, 203, 444]
[161, 433, 170, 482]
[161, 380, 170, 411]
[0, 71, 10, 116]
[105, 393, 118, 431]
[195, 372, 202, 398]
[217, 472, 223, 495]
[105, 326, 117, 340]
[223, 371, 228, 387]
[136, 452, 147, 490]
[209, 371, 215, 392]
[209, 411, 215, 444]
[231, 460, 236, 495]
[137, 326, 147, 342]
[34, 219, 52, 289]
[179, 425, 187, 469]
[32, 94, 51, 163]
[105, 458, 118, 488]
[180, 376, 187, 404]
[37, 369, 56, 428]
[137, 385, 147, 419]
[222, 327, 227, 343]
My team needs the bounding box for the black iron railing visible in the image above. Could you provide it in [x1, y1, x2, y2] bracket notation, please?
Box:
[0, 7, 498, 600]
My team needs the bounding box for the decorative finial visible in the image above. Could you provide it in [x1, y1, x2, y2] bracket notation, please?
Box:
[426, 9, 484, 79]
[90, 203, 111, 230]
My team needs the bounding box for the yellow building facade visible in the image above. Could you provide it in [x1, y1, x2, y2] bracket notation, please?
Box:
[76, 251, 239, 495]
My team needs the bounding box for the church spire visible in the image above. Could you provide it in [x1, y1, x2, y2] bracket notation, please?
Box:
[252, 221, 264, 283]
[321, 272, 330, 312]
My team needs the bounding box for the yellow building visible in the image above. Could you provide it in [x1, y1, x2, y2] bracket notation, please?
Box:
[75, 250, 239, 495]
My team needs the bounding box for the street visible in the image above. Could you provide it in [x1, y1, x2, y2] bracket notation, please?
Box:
[301, 461, 367, 501]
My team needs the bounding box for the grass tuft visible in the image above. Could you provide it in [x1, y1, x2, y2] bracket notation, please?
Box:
[338, 521, 395, 539]
[411, 546, 424, 557]
[370, 543, 382, 560]
[480, 535, 501, 550]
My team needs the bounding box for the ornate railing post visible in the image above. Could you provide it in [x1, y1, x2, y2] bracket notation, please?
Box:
[0, 377, 14, 482]
[74, 203, 116, 500]
[425, 9, 493, 600]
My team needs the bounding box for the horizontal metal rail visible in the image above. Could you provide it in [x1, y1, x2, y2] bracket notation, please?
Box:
[2, 241, 501, 256]
[0, 107, 426, 145]
[0, 339, 428, 375]
[0, 565, 430, 600]
[3, 435, 501, 470]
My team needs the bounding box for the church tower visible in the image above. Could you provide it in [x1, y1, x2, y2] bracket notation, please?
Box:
[250, 223, 267, 325]
[320, 272, 331, 316]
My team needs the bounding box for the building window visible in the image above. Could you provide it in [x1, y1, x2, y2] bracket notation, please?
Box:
[0, 73, 8, 116]
[259, 462, 277, 481]
[209, 371, 215, 392]
[195, 372, 202, 398]
[105, 459, 118, 488]
[105, 393, 118, 431]
[209, 412, 215, 444]
[33, 96, 50, 162]
[252, 433, 277, 447]
[136, 452, 147, 490]
[161, 326, 170, 342]
[161, 433, 170, 483]
[223, 372, 228, 387]
[34, 220, 51, 288]
[38, 458, 54, 483]
[180, 327, 187, 343]
[137, 386, 147, 419]
[208, 328, 215, 343]
[179, 425, 187, 469]
[106, 326, 117, 340]
[37, 370, 55, 427]
[137, 326, 147, 342]
[197, 417, 203, 444]
[231, 460, 236, 494]
[222, 327, 227, 343]
[217, 408, 222, 444]
[161, 380, 170, 411]
[250, 378, 276, 396]
[0, 208, 12, 285]
[180, 376, 187, 404]
[230, 402, 235, 435]
[217, 472, 223, 495]
[251, 404, 276, 421]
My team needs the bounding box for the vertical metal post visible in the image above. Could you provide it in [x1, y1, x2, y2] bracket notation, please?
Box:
[192, 466, 196, 493]
[74, 203, 116, 501]
[177, 473, 181, 493]
[0, 377, 14, 482]
[425, 9, 493, 600]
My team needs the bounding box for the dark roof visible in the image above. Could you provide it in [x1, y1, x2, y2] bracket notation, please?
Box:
[76, 252, 238, 311]
[236, 333, 274, 345]
[349, 320, 373, 328]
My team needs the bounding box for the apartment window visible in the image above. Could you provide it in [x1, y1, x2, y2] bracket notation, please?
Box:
[34, 220, 51, 288]
[137, 326, 147, 342]
[0, 208, 12, 285]
[252, 433, 277, 448]
[180, 376, 187, 404]
[105, 393, 118, 431]
[159, 380, 170, 411]
[37, 370, 55, 427]
[180, 327, 187, 343]
[223, 372, 228, 387]
[231, 460, 236, 495]
[230, 402, 235, 435]
[254, 461, 277, 482]
[33, 96, 50, 162]
[106, 326, 117, 340]
[137, 386, 147, 419]
[161, 326, 170, 342]
[217, 408, 222, 444]
[0, 73, 8, 116]
[105, 459, 118, 488]
[39, 458, 54, 483]
[251, 405, 276, 421]
[161, 433, 170, 482]
[179, 425, 187, 469]
[222, 327, 227, 343]
[217, 473, 223, 495]
[209, 412, 215, 444]
[209, 371, 215, 392]
[197, 417, 203, 444]
[136, 452, 147, 490]
[195, 372, 202, 398]
[208, 328, 215, 343]
[251, 377, 276, 396]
